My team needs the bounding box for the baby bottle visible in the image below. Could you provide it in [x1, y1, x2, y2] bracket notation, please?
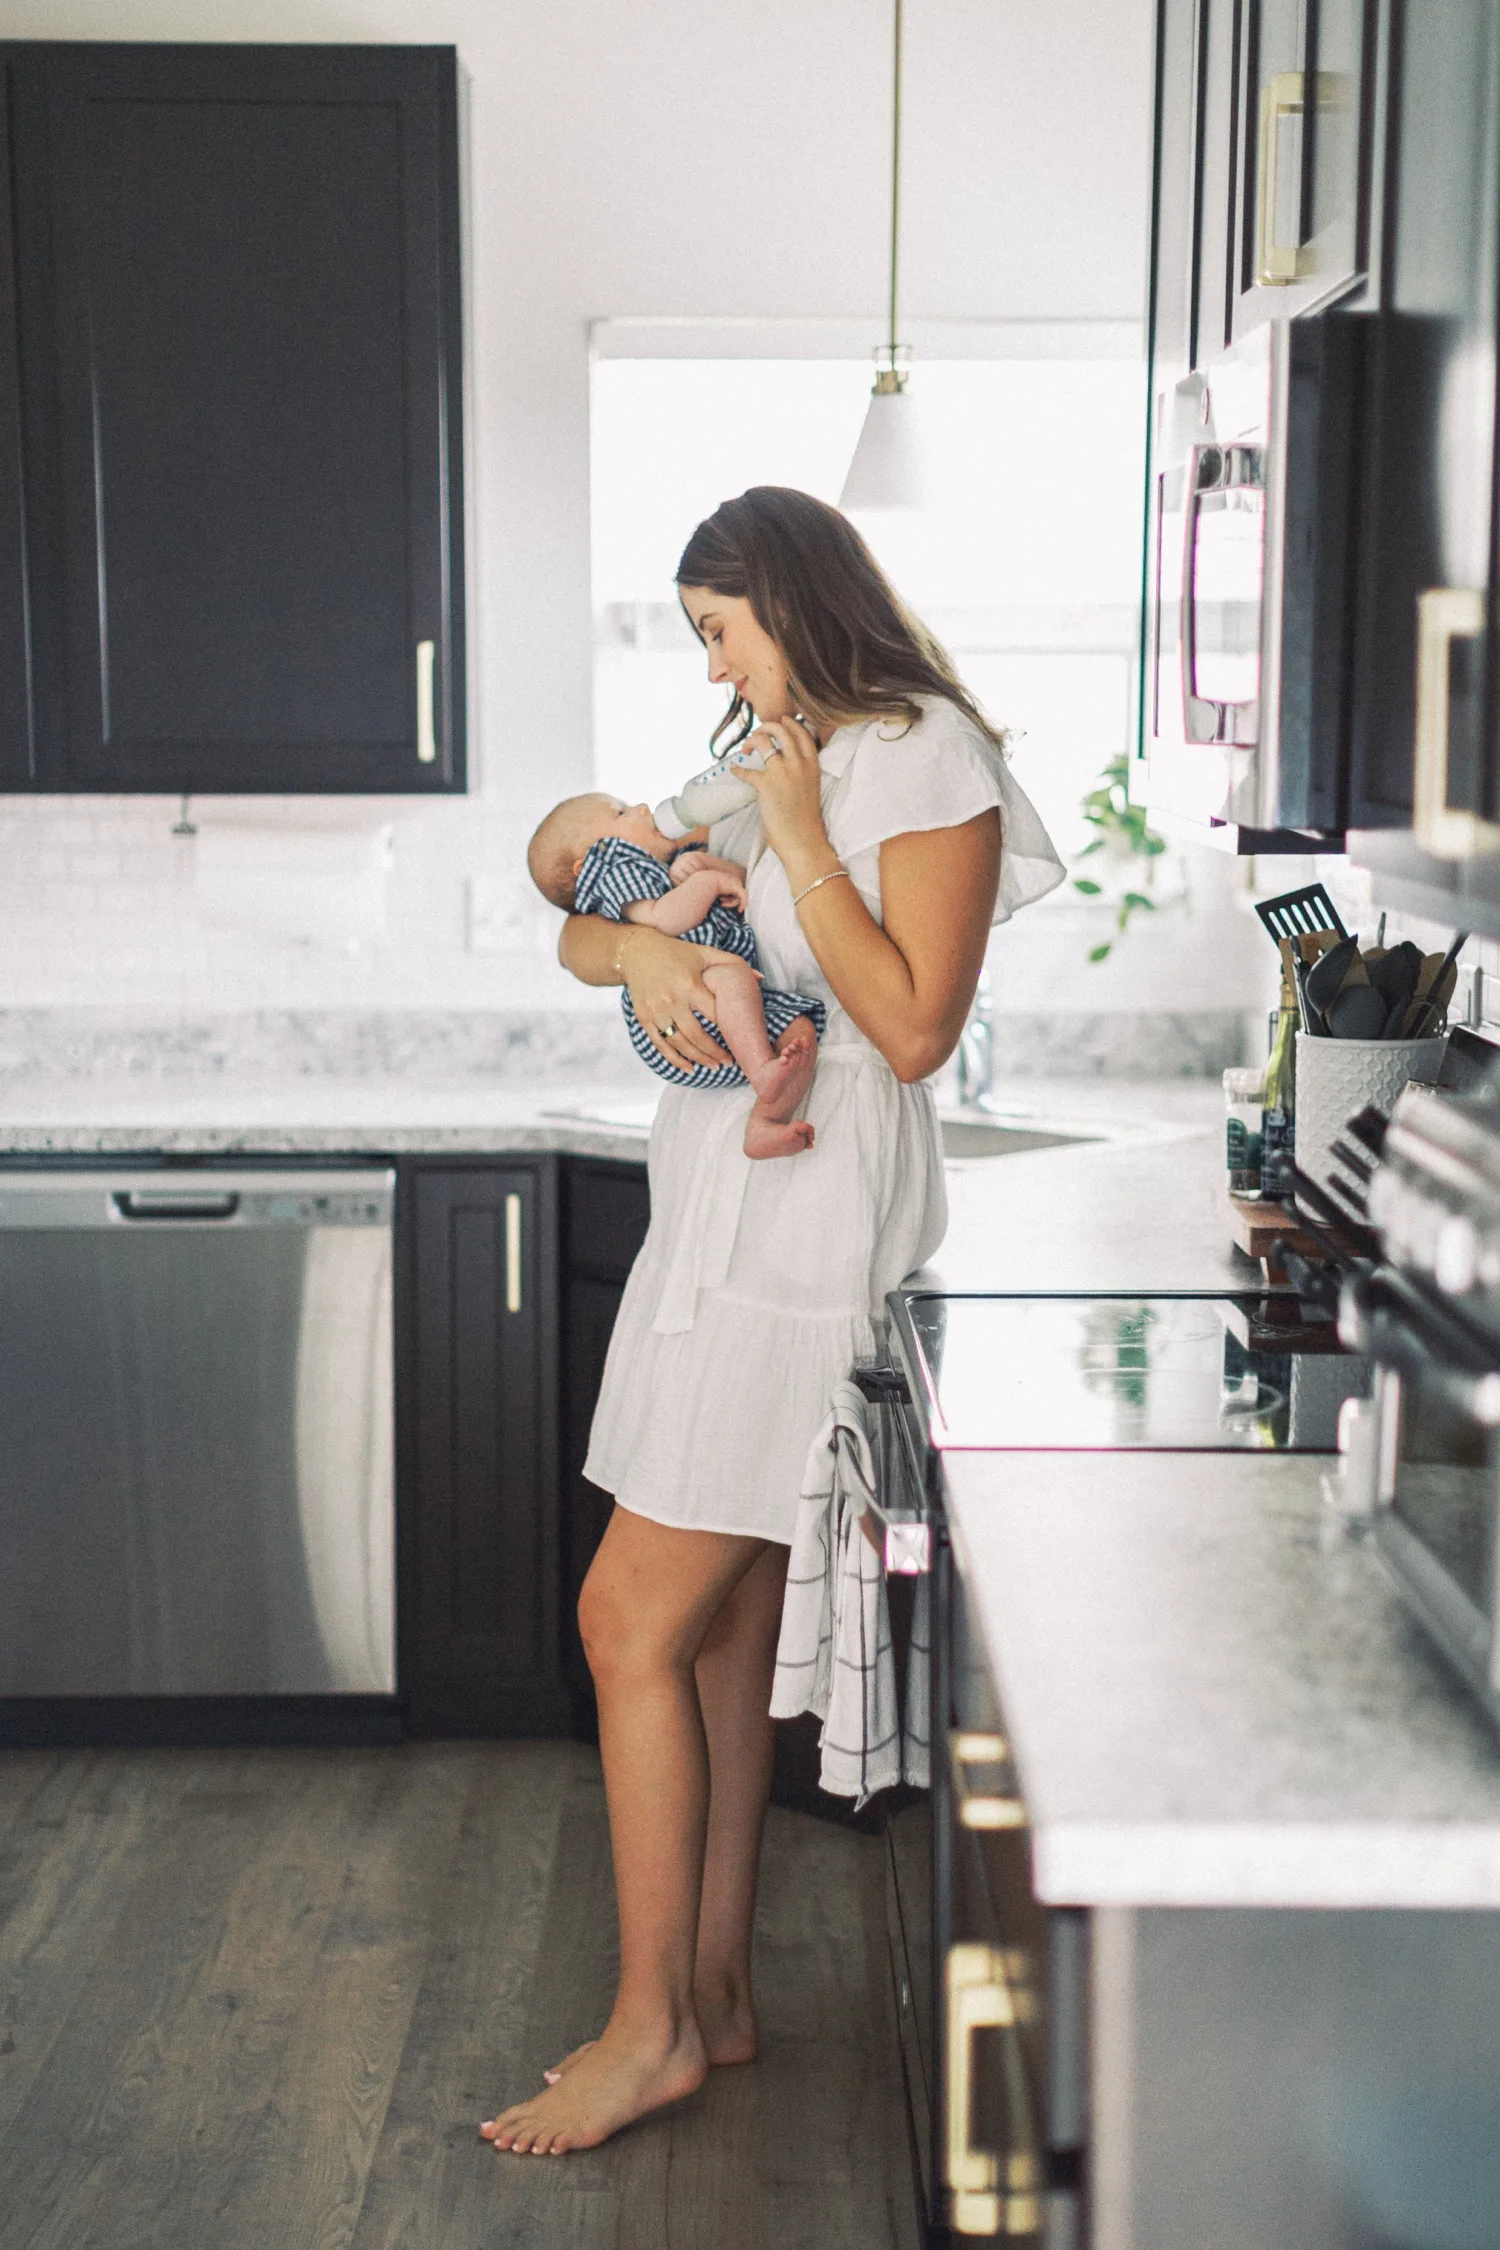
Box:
[654, 747, 767, 839]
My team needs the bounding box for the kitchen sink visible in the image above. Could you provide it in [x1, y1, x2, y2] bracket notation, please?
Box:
[938, 1113, 1096, 1159]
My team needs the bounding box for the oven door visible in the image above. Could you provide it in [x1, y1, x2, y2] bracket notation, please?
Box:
[939, 1560, 1089, 2247]
[1357, 1278, 1500, 1724]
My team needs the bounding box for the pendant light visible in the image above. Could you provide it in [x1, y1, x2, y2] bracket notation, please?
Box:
[839, 0, 937, 512]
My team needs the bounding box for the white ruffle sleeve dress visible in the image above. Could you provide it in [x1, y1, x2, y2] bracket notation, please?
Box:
[583, 695, 1064, 1544]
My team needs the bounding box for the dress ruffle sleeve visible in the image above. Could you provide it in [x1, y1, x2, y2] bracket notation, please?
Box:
[829, 699, 1065, 926]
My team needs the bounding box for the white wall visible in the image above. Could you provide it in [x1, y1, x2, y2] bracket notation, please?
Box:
[0, 0, 1157, 1014]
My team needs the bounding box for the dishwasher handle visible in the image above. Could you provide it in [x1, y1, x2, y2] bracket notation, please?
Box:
[112, 1190, 241, 1222]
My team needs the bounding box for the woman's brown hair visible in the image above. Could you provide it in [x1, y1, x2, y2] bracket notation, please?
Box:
[675, 486, 1008, 756]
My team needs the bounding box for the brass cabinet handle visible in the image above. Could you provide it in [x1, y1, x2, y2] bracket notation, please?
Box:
[1256, 71, 1305, 285]
[505, 1191, 522, 1313]
[1413, 588, 1497, 859]
[951, 1731, 1026, 1831]
[946, 1944, 1042, 2237]
[416, 638, 437, 763]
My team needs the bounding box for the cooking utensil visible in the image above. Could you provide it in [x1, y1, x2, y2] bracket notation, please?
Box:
[1293, 954, 1326, 1037]
[1303, 932, 1360, 1026]
[1367, 939, 1423, 1005]
[1254, 883, 1349, 948]
[1406, 932, 1468, 1039]
[1328, 982, 1392, 1039]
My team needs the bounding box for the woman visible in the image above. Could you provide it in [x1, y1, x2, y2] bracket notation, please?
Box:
[481, 487, 1062, 2157]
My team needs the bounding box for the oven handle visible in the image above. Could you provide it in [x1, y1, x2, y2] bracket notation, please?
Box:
[951, 1731, 1027, 1832]
[1340, 1273, 1500, 1424]
[946, 1943, 1043, 2238]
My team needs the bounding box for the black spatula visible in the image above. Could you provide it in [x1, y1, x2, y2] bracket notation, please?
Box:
[1254, 884, 1348, 948]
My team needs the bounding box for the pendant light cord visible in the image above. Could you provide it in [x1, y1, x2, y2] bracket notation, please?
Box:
[888, 0, 903, 364]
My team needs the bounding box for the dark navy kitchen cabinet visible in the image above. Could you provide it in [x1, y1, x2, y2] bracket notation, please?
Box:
[1227, 0, 1376, 338]
[2, 42, 464, 794]
[0, 68, 27, 786]
[1346, 0, 1500, 864]
[399, 1154, 650, 1740]
[399, 1161, 568, 1738]
[559, 1159, 652, 1726]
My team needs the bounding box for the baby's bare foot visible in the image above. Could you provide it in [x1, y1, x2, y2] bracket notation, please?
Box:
[748, 1022, 816, 1124]
[481, 2020, 707, 2155]
[744, 1112, 815, 1161]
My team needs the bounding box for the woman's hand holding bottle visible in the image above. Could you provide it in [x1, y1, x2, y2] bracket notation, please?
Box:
[738, 715, 840, 893]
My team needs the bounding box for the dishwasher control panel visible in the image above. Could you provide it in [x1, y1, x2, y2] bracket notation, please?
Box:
[0, 1168, 396, 1229]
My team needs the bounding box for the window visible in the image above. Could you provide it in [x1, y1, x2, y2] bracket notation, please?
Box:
[590, 342, 1144, 862]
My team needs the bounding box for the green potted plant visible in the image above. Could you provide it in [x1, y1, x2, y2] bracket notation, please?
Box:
[1071, 752, 1172, 962]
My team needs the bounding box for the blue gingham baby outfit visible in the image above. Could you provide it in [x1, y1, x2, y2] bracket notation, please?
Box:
[574, 836, 826, 1089]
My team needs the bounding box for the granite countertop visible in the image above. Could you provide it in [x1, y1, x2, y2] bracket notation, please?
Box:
[0, 1079, 663, 1162]
[943, 1450, 1500, 1910]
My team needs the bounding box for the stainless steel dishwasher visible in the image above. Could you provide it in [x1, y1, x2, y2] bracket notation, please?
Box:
[0, 1167, 395, 1697]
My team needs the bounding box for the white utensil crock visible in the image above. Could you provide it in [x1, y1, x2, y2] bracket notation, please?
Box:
[1293, 1031, 1445, 1213]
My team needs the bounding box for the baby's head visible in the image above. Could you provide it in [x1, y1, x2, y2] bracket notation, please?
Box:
[527, 793, 676, 908]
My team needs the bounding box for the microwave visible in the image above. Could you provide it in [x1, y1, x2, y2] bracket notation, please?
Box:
[1144, 312, 1362, 839]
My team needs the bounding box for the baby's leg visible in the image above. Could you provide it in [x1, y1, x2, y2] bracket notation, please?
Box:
[700, 964, 816, 1159]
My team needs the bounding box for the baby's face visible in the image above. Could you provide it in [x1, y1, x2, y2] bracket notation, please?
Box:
[576, 797, 676, 867]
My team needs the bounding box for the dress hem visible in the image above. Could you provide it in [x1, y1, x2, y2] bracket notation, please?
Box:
[600, 1488, 794, 1548]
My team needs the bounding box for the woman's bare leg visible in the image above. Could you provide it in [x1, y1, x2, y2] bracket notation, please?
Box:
[480, 1508, 767, 2155]
[542, 1540, 788, 2083]
[692, 1540, 788, 2062]
[543, 1541, 788, 2083]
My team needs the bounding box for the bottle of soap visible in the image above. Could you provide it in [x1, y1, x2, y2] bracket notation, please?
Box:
[654, 746, 769, 839]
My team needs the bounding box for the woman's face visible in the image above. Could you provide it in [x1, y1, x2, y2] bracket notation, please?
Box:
[679, 587, 795, 722]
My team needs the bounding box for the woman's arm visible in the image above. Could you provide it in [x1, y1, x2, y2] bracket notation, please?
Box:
[556, 915, 747, 1073]
[741, 715, 999, 1085]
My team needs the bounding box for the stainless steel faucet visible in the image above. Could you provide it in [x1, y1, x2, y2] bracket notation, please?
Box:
[955, 966, 995, 1112]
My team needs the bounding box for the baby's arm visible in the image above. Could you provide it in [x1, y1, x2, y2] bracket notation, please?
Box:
[625, 867, 747, 935]
[670, 850, 748, 887]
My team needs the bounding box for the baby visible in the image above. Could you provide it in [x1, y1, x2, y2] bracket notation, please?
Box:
[527, 793, 824, 1159]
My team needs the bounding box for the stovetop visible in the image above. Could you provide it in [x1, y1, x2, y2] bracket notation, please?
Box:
[894, 1291, 1370, 1454]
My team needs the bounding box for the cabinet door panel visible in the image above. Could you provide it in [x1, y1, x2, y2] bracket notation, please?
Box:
[402, 1163, 565, 1736]
[1347, 0, 1500, 830]
[0, 67, 30, 785]
[1231, 0, 1374, 336]
[11, 43, 463, 794]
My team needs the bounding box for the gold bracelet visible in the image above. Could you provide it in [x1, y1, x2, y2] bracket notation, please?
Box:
[792, 865, 850, 909]
[613, 926, 641, 984]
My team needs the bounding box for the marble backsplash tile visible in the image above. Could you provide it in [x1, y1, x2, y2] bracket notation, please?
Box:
[0, 1007, 1249, 1084]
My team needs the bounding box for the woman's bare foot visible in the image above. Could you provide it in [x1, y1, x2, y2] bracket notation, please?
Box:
[748, 1021, 817, 1123]
[692, 1982, 757, 2066]
[542, 1986, 755, 2084]
[480, 2018, 707, 2155]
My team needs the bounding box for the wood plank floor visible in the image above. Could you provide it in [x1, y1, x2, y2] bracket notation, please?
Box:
[0, 1743, 920, 2249]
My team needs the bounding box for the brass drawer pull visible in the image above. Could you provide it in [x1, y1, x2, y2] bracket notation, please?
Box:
[505, 1192, 522, 1313]
[416, 638, 437, 763]
[951, 1731, 1027, 1831]
[946, 1944, 1042, 2237]
[1414, 588, 1497, 858]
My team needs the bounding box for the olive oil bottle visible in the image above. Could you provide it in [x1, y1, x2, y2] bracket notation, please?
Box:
[1260, 965, 1297, 1201]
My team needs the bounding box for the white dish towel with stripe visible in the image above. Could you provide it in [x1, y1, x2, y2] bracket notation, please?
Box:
[771, 1380, 927, 1806]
